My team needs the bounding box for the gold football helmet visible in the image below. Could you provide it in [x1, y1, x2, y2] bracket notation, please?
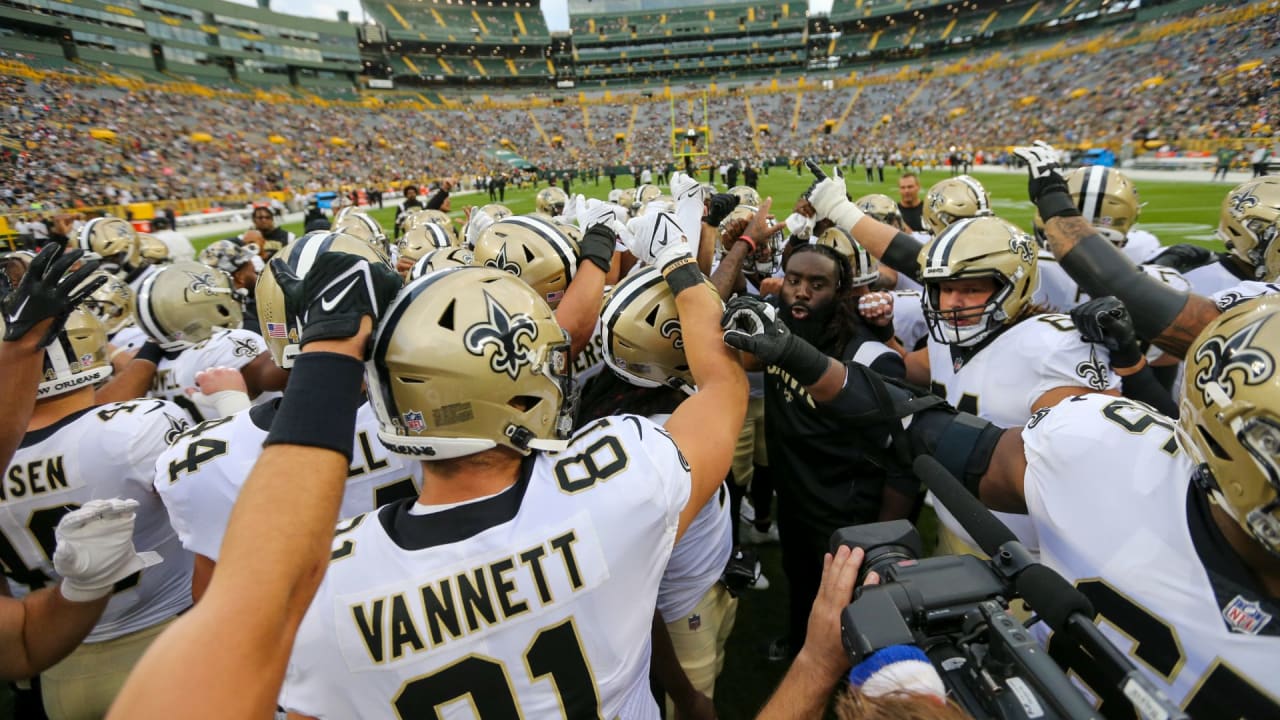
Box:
[135, 261, 242, 351]
[414, 209, 456, 242]
[410, 246, 474, 280]
[600, 267, 701, 394]
[480, 203, 513, 221]
[1218, 177, 1280, 281]
[84, 272, 136, 335]
[1, 250, 34, 290]
[554, 220, 583, 247]
[815, 227, 879, 287]
[918, 216, 1038, 346]
[334, 211, 391, 258]
[617, 188, 637, 214]
[729, 185, 762, 207]
[396, 206, 424, 233]
[535, 187, 568, 217]
[854, 194, 904, 228]
[631, 184, 663, 213]
[28, 308, 112, 398]
[77, 216, 139, 272]
[199, 240, 257, 276]
[136, 234, 170, 264]
[923, 176, 992, 235]
[397, 223, 456, 265]
[368, 266, 574, 459]
[717, 205, 782, 274]
[256, 231, 392, 368]
[1179, 296, 1280, 557]
[472, 216, 579, 308]
[1043, 166, 1142, 247]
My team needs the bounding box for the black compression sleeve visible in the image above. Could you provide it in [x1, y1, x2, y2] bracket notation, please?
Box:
[264, 352, 364, 460]
[1057, 234, 1190, 341]
[881, 232, 924, 280]
[1121, 367, 1180, 418]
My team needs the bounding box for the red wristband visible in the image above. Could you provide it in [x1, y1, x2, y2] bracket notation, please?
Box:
[734, 235, 757, 253]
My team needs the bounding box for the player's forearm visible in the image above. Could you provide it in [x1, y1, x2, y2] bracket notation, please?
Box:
[709, 240, 752, 301]
[0, 338, 44, 469]
[555, 264, 606, 359]
[1047, 215, 1218, 357]
[6, 588, 109, 680]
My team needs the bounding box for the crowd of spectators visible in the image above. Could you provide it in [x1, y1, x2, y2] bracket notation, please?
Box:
[0, 1, 1274, 219]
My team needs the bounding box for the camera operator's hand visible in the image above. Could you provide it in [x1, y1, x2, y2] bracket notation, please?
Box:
[3, 242, 106, 348]
[721, 296, 832, 385]
[798, 545, 870, 680]
[1070, 296, 1144, 371]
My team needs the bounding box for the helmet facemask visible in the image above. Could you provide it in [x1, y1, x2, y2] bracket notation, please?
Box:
[922, 273, 1013, 347]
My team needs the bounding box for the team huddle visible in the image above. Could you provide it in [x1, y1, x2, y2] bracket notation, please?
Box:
[0, 142, 1278, 719]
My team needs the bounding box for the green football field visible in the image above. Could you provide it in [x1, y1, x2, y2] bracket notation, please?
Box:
[193, 167, 1232, 253]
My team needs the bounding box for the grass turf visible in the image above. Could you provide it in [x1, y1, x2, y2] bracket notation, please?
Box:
[168, 169, 1229, 718]
[192, 168, 1232, 253]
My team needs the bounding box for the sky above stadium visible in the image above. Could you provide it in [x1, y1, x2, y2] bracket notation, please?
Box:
[228, 1, 835, 28]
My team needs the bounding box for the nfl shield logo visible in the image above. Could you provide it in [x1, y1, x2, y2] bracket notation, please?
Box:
[687, 614, 701, 631]
[1223, 595, 1271, 635]
[403, 410, 426, 433]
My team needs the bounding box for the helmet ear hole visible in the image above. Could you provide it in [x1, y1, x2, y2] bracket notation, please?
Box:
[1198, 425, 1232, 460]
[509, 395, 541, 412]
[438, 299, 456, 330]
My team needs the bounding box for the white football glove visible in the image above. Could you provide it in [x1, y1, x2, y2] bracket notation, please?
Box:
[1012, 140, 1061, 179]
[625, 211, 692, 270]
[53, 498, 162, 602]
[807, 166, 865, 230]
[579, 199, 631, 248]
[669, 171, 702, 204]
[785, 212, 815, 240]
[560, 194, 585, 224]
[465, 208, 494, 248]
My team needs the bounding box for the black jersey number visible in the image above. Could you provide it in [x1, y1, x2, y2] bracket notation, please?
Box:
[393, 618, 601, 719]
[554, 436, 629, 494]
[1099, 398, 1178, 455]
[1048, 578, 1278, 718]
[167, 438, 229, 484]
[928, 382, 979, 415]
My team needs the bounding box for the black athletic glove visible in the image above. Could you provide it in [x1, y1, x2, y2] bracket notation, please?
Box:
[1070, 296, 1143, 369]
[703, 193, 739, 228]
[1148, 243, 1214, 273]
[721, 295, 831, 385]
[1012, 141, 1079, 222]
[269, 252, 402, 350]
[577, 223, 616, 274]
[3, 243, 106, 347]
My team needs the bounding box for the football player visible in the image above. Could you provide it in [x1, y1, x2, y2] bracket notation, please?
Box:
[133, 260, 282, 423]
[75, 217, 139, 279]
[394, 223, 454, 278]
[586, 267, 735, 717]
[278, 210, 748, 717]
[1, 307, 191, 719]
[1184, 177, 1280, 295]
[198, 240, 262, 334]
[535, 186, 568, 217]
[728, 293, 1280, 714]
[921, 175, 992, 236]
[155, 232, 421, 602]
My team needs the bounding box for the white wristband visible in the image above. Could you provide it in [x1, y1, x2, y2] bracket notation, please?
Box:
[826, 200, 866, 232]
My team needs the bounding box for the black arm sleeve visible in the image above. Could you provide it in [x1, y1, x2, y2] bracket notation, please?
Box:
[821, 363, 1005, 495]
[1120, 367, 1180, 418]
[1056, 233, 1190, 341]
[881, 232, 925, 280]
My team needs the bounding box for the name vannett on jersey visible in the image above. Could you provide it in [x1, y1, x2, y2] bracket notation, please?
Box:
[350, 529, 587, 665]
[2, 456, 68, 502]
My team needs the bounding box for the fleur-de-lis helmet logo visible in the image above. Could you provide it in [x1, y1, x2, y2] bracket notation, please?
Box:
[463, 291, 540, 380]
[659, 317, 684, 350]
[1194, 317, 1275, 404]
[484, 243, 522, 277]
[184, 271, 218, 295]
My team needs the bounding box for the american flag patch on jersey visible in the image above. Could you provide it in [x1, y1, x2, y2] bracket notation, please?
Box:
[266, 322, 289, 339]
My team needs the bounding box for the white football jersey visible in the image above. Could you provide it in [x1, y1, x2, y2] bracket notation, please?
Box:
[1212, 281, 1280, 311]
[109, 324, 149, 355]
[1, 399, 192, 642]
[156, 401, 422, 562]
[892, 290, 928, 350]
[1121, 229, 1162, 264]
[927, 315, 1118, 553]
[645, 414, 732, 623]
[1186, 259, 1250, 297]
[572, 318, 606, 386]
[1032, 251, 1083, 312]
[280, 415, 690, 720]
[150, 328, 267, 423]
[1023, 394, 1280, 714]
